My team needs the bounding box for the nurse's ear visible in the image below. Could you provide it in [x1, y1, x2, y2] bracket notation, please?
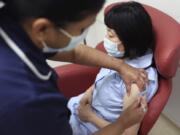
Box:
[23, 18, 70, 49]
[22, 18, 55, 49]
[31, 18, 53, 47]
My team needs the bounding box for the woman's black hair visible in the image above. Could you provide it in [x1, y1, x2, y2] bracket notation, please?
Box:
[105, 1, 155, 59]
[0, 0, 105, 27]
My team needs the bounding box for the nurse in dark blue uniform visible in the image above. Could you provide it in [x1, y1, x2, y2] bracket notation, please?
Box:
[0, 0, 148, 135]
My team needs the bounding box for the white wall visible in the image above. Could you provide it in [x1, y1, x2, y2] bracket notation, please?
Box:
[164, 69, 180, 127]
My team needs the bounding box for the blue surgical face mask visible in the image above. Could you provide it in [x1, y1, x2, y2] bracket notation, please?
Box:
[103, 37, 125, 58]
[42, 28, 89, 53]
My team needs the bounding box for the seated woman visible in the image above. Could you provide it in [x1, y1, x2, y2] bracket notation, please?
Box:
[68, 1, 158, 135]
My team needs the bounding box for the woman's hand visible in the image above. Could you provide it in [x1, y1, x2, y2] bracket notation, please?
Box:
[119, 62, 149, 95]
[78, 101, 111, 129]
[79, 85, 94, 105]
[77, 85, 94, 122]
[78, 98, 95, 122]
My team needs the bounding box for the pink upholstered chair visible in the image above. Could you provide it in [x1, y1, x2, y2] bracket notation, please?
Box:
[55, 3, 180, 135]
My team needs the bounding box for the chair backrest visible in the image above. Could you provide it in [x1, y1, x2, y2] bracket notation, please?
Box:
[104, 2, 180, 79]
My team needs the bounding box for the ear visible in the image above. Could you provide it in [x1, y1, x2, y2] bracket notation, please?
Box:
[31, 18, 53, 42]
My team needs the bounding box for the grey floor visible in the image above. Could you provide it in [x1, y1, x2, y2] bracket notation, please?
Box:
[149, 114, 180, 135]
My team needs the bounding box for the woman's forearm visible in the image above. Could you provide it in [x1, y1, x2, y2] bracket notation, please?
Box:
[88, 112, 110, 129]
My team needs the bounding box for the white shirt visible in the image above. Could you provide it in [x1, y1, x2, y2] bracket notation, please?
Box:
[92, 52, 158, 122]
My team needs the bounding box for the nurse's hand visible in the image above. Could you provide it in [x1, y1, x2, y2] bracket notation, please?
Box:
[120, 97, 147, 129]
[119, 62, 148, 95]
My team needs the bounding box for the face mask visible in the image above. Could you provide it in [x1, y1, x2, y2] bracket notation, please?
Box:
[103, 37, 125, 58]
[42, 28, 89, 53]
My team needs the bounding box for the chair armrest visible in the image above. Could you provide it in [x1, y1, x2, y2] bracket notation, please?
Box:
[55, 64, 100, 98]
[139, 78, 172, 135]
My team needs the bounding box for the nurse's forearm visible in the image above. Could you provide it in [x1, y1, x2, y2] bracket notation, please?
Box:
[92, 117, 125, 135]
[50, 44, 124, 72]
[73, 45, 124, 72]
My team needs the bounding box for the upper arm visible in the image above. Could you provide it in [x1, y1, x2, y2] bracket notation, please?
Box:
[123, 84, 140, 110]
[122, 84, 141, 135]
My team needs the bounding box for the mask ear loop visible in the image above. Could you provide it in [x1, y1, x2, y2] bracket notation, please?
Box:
[59, 27, 89, 46]
[59, 28, 72, 39]
[41, 40, 47, 48]
[40, 39, 49, 53]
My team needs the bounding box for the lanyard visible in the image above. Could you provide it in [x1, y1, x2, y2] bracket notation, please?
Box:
[0, 27, 52, 81]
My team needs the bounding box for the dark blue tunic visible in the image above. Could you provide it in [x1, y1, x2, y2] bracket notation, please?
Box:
[0, 12, 72, 135]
